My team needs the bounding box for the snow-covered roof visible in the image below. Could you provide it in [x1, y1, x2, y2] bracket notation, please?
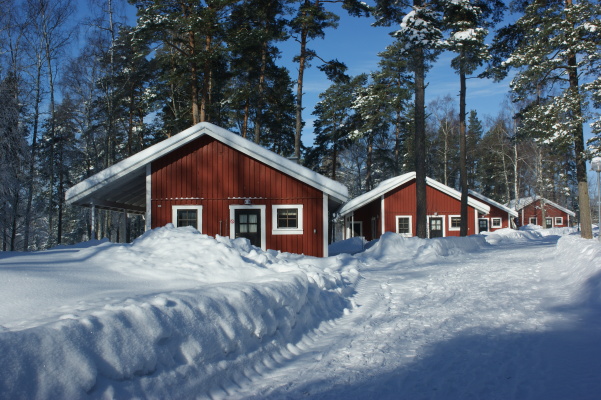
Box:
[66, 122, 348, 211]
[468, 190, 518, 217]
[338, 172, 490, 216]
[507, 196, 575, 217]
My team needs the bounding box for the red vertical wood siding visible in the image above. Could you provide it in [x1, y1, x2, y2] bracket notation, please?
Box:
[519, 200, 570, 227]
[351, 198, 381, 241]
[150, 136, 325, 257]
[379, 180, 477, 237]
[479, 204, 512, 231]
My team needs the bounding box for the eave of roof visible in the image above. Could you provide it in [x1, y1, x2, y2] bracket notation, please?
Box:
[66, 122, 349, 209]
[468, 190, 518, 217]
[338, 172, 491, 215]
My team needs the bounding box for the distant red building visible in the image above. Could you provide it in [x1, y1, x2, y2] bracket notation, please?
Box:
[66, 123, 348, 257]
[509, 197, 575, 228]
[468, 190, 518, 232]
[338, 173, 490, 240]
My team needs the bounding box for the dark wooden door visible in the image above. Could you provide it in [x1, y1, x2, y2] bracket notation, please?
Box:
[478, 218, 489, 233]
[235, 209, 261, 247]
[429, 217, 443, 238]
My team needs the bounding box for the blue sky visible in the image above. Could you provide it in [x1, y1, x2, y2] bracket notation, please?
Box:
[275, 12, 515, 147]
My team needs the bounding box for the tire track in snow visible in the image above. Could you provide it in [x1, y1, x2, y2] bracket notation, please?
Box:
[225, 236, 572, 399]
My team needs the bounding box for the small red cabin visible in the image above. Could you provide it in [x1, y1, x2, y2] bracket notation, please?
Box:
[338, 172, 490, 240]
[66, 123, 348, 257]
[509, 196, 575, 228]
[468, 190, 518, 233]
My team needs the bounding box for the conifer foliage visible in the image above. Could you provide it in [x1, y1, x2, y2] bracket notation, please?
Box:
[497, 0, 601, 239]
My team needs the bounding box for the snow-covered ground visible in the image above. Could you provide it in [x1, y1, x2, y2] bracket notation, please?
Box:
[1, 225, 600, 399]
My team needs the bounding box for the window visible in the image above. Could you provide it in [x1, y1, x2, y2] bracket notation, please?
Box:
[172, 205, 202, 231]
[491, 218, 502, 228]
[239, 212, 258, 233]
[555, 217, 563, 225]
[272, 205, 303, 235]
[545, 217, 553, 228]
[529, 217, 537, 225]
[396, 216, 412, 237]
[449, 215, 461, 231]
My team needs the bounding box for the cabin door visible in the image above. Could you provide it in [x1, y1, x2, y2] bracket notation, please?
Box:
[478, 218, 489, 233]
[234, 209, 262, 247]
[429, 217, 443, 238]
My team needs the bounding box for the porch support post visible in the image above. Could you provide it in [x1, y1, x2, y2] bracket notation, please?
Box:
[381, 195, 385, 237]
[90, 199, 96, 240]
[323, 193, 328, 257]
[145, 163, 152, 231]
[122, 208, 127, 243]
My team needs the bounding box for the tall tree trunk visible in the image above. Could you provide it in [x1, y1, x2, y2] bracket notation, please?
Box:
[24, 53, 43, 251]
[242, 100, 249, 138]
[414, 44, 427, 238]
[254, 41, 268, 144]
[566, 0, 592, 238]
[394, 110, 402, 174]
[459, 65, 468, 236]
[513, 118, 519, 211]
[294, 21, 308, 163]
[57, 143, 64, 244]
[10, 191, 19, 251]
[200, 34, 212, 122]
[190, 29, 201, 124]
[43, 30, 57, 248]
[366, 134, 374, 190]
[331, 143, 338, 180]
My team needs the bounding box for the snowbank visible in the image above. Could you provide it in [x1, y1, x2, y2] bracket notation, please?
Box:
[0, 226, 360, 399]
[361, 232, 489, 264]
[553, 235, 601, 306]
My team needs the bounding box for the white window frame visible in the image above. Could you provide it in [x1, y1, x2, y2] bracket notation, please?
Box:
[448, 215, 461, 231]
[529, 217, 537, 225]
[172, 205, 203, 232]
[272, 204, 304, 235]
[555, 216, 563, 225]
[395, 215, 413, 237]
[545, 217, 553, 228]
[491, 217, 502, 228]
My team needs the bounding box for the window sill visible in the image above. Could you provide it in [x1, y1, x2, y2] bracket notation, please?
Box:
[272, 229, 304, 235]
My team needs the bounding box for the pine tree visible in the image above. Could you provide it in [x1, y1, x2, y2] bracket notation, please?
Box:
[130, 0, 235, 130]
[440, 0, 504, 236]
[466, 110, 482, 187]
[224, 0, 292, 146]
[493, 0, 601, 239]
[289, 0, 369, 162]
[309, 74, 366, 180]
[375, 40, 413, 175]
[373, 0, 443, 238]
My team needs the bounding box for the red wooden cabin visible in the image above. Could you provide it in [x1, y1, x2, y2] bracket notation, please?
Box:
[468, 190, 518, 232]
[338, 172, 490, 240]
[509, 197, 575, 228]
[66, 123, 348, 257]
